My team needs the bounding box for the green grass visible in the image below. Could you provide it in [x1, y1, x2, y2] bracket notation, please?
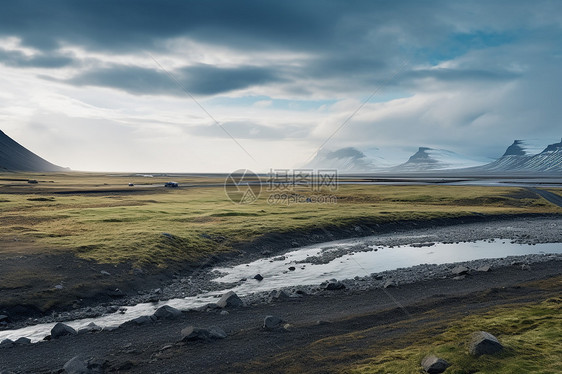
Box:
[1, 172, 561, 266]
[350, 296, 562, 374]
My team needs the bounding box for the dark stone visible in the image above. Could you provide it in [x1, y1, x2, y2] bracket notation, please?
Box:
[51, 323, 77, 339]
[253, 274, 264, 281]
[288, 266, 296, 271]
[216, 291, 244, 308]
[451, 265, 469, 275]
[181, 326, 227, 342]
[469, 331, 504, 356]
[325, 280, 345, 290]
[263, 315, 285, 330]
[0, 339, 14, 349]
[153, 305, 182, 320]
[14, 337, 31, 345]
[421, 354, 451, 373]
[129, 315, 156, 326]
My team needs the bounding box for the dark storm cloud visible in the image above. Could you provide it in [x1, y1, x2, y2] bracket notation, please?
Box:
[57, 63, 281, 96]
[0, 48, 74, 68]
[0, 0, 343, 52]
[180, 65, 283, 95]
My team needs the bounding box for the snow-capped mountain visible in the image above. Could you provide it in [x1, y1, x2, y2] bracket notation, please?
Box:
[477, 139, 562, 172]
[391, 147, 486, 171]
[304, 147, 377, 172]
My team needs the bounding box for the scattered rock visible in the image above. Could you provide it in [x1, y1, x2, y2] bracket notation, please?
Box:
[253, 274, 264, 281]
[263, 315, 285, 331]
[100, 270, 111, 276]
[63, 355, 107, 374]
[13, 337, 31, 345]
[383, 279, 396, 288]
[421, 354, 451, 373]
[453, 275, 466, 280]
[521, 264, 531, 271]
[0, 315, 9, 323]
[220, 310, 229, 316]
[476, 265, 491, 272]
[0, 339, 14, 349]
[181, 326, 227, 342]
[107, 288, 125, 298]
[268, 290, 291, 302]
[78, 322, 103, 334]
[128, 315, 156, 326]
[216, 291, 244, 308]
[288, 266, 296, 271]
[469, 331, 504, 356]
[325, 279, 345, 290]
[451, 265, 469, 275]
[54, 284, 64, 290]
[63, 356, 88, 374]
[153, 305, 182, 320]
[51, 323, 77, 339]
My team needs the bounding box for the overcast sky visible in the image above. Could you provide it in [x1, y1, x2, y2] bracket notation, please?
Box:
[0, 0, 561, 172]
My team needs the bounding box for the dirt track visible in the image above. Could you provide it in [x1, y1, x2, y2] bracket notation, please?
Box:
[0, 259, 560, 373]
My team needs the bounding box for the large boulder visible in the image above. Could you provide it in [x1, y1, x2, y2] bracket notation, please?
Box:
[51, 323, 77, 339]
[153, 305, 182, 320]
[421, 354, 451, 373]
[216, 291, 244, 308]
[181, 325, 227, 342]
[469, 331, 503, 356]
[263, 315, 285, 331]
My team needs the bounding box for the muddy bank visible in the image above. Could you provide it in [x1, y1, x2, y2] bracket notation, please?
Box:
[1, 214, 560, 325]
[0, 261, 560, 373]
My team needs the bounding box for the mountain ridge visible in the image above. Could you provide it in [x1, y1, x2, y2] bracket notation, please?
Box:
[0, 130, 68, 172]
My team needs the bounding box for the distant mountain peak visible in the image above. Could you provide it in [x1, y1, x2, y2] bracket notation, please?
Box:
[502, 140, 527, 156]
[393, 147, 484, 171]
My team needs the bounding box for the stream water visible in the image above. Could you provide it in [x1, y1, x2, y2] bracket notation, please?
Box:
[1, 239, 560, 343]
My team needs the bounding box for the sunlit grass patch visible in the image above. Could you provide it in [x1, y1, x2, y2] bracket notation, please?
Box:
[350, 297, 562, 374]
[1, 172, 561, 266]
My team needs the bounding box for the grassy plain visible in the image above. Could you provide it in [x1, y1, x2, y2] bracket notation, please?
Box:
[1, 172, 561, 266]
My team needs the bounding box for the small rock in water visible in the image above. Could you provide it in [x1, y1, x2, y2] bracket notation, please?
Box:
[263, 315, 285, 331]
[253, 274, 264, 281]
[469, 331, 504, 356]
[153, 305, 182, 320]
[51, 323, 77, 339]
[421, 354, 451, 373]
[217, 291, 244, 308]
[288, 266, 296, 271]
